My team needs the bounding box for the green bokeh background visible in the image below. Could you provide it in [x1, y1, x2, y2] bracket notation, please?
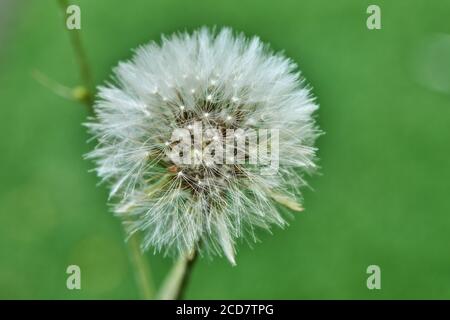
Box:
[1, 0, 449, 299]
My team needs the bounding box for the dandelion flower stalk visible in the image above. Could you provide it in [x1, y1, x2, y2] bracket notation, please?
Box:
[157, 250, 198, 300]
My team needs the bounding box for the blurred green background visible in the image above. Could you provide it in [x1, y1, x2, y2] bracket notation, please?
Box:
[1, 0, 450, 299]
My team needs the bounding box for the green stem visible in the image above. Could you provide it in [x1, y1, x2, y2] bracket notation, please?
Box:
[56, 0, 155, 299]
[157, 250, 198, 300]
[57, 0, 94, 110]
[32, 69, 74, 100]
[128, 234, 155, 299]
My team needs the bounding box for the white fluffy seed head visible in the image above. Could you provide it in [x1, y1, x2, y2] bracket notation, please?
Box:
[86, 27, 320, 265]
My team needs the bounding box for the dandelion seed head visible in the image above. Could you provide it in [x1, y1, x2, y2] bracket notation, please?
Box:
[86, 27, 320, 265]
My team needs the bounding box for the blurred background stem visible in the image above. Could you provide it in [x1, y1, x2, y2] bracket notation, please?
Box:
[57, 0, 94, 110]
[128, 234, 155, 299]
[56, 0, 154, 299]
